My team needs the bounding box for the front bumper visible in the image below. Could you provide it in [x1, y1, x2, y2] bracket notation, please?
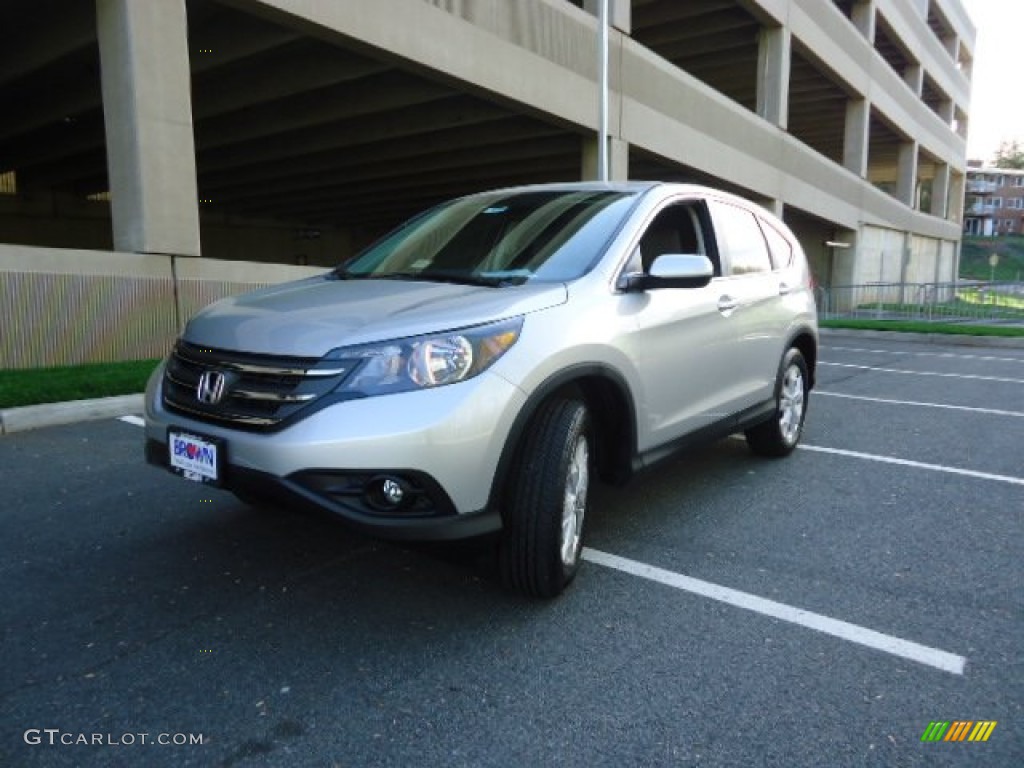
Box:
[144, 363, 524, 540]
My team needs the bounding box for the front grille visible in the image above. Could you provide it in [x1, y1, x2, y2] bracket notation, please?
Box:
[162, 341, 353, 430]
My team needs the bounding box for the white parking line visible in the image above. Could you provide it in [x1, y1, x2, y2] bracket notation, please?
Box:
[816, 390, 1024, 418]
[118, 413, 980, 674]
[583, 548, 966, 675]
[799, 443, 1024, 486]
[820, 361, 1024, 384]
[829, 345, 1024, 364]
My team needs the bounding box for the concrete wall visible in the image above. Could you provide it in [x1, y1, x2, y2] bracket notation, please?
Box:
[0, 244, 324, 369]
[857, 225, 907, 285]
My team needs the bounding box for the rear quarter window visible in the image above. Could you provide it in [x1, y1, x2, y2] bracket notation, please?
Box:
[758, 218, 794, 270]
[708, 201, 772, 276]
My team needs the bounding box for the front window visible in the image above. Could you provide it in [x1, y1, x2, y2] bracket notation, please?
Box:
[336, 189, 637, 286]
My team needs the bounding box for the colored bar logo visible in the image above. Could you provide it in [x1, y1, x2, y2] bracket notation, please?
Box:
[921, 721, 997, 742]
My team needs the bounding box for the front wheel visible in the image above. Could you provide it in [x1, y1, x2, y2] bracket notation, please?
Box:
[745, 348, 809, 457]
[499, 398, 591, 598]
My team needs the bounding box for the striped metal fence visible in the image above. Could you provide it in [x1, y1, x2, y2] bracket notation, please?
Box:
[817, 281, 1024, 324]
[1, 264, 308, 370]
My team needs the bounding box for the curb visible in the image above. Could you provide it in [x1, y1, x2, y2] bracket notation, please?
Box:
[819, 328, 1024, 349]
[0, 394, 144, 435]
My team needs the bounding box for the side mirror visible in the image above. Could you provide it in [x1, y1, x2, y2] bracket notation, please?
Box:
[621, 254, 714, 291]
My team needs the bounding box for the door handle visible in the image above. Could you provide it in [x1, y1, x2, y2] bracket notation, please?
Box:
[717, 295, 739, 313]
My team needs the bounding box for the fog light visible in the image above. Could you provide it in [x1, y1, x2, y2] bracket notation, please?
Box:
[365, 475, 413, 511]
[382, 478, 404, 505]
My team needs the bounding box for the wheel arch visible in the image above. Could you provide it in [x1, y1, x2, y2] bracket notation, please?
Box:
[787, 328, 818, 390]
[487, 364, 637, 515]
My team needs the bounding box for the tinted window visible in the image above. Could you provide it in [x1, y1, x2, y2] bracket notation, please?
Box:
[758, 218, 793, 269]
[709, 202, 772, 276]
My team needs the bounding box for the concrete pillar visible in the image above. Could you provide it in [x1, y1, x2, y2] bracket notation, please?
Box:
[897, 140, 919, 208]
[97, 0, 200, 256]
[582, 136, 629, 181]
[843, 98, 870, 177]
[851, 0, 876, 43]
[931, 163, 951, 218]
[829, 228, 859, 290]
[955, 108, 968, 141]
[757, 26, 791, 129]
[939, 98, 955, 127]
[948, 171, 965, 224]
[958, 53, 973, 83]
[903, 63, 923, 96]
[583, 0, 630, 34]
[944, 34, 959, 60]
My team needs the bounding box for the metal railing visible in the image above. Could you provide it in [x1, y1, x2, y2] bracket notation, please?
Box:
[817, 281, 1024, 324]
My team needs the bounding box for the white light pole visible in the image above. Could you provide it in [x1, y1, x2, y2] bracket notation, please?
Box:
[597, 0, 609, 182]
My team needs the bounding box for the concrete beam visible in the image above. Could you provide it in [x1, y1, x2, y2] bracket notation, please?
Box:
[216, 0, 598, 132]
[583, 0, 630, 34]
[0, 0, 97, 87]
[228, 135, 580, 210]
[198, 97, 511, 173]
[195, 73, 454, 150]
[201, 119, 565, 193]
[192, 45, 389, 120]
[97, 0, 200, 256]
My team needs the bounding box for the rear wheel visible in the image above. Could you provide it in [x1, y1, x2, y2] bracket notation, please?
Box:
[745, 348, 808, 457]
[499, 397, 591, 598]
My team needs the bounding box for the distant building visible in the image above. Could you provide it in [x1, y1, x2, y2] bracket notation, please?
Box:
[963, 164, 1024, 236]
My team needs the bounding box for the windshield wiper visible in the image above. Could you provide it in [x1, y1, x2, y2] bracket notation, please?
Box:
[364, 271, 527, 287]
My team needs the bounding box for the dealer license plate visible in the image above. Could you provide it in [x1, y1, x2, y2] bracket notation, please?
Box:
[168, 430, 223, 485]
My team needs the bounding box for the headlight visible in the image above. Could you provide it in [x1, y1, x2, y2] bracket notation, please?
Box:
[332, 317, 523, 397]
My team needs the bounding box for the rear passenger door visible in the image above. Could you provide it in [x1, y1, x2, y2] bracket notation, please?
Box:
[706, 199, 786, 410]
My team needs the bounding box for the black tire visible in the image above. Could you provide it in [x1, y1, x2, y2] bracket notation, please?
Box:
[745, 347, 809, 458]
[499, 398, 591, 598]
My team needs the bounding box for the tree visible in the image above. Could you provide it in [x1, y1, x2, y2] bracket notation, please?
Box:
[993, 139, 1024, 169]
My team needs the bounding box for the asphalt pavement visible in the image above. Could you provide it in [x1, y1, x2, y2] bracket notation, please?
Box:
[1, 332, 1021, 767]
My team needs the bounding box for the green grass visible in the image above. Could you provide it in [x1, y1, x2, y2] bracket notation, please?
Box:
[957, 287, 1024, 311]
[851, 297, 1024, 320]
[961, 236, 1024, 281]
[821, 319, 1024, 337]
[0, 359, 160, 409]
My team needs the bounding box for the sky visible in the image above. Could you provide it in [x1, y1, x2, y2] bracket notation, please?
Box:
[959, 0, 1024, 163]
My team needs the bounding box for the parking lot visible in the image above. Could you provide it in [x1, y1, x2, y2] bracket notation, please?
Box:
[2, 332, 1021, 767]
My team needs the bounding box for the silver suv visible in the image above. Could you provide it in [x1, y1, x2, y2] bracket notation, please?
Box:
[145, 182, 817, 597]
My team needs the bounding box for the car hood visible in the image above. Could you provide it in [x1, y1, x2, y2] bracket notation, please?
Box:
[182, 274, 568, 357]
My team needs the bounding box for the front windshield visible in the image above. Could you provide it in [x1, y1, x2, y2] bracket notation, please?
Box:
[336, 189, 637, 286]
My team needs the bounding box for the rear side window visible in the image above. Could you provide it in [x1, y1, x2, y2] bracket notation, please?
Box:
[708, 201, 772, 276]
[758, 218, 794, 269]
